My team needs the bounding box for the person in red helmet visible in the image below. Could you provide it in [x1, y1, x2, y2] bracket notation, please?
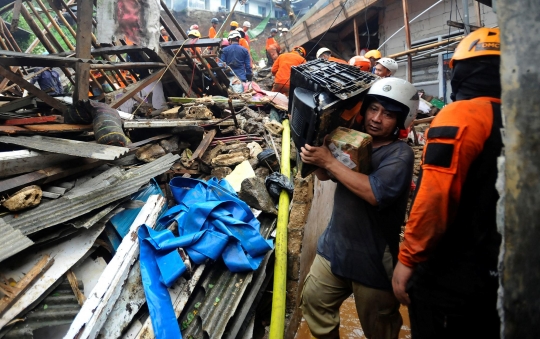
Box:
[271, 46, 306, 95]
[392, 27, 503, 339]
[300, 77, 419, 339]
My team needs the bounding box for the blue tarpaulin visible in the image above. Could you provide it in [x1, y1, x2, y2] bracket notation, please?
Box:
[138, 177, 274, 339]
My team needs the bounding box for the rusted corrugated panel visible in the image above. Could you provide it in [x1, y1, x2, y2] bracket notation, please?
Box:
[0, 154, 179, 259]
[180, 215, 276, 339]
[0, 219, 33, 263]
[1, 279, 82, 339]
[0, 136, 130, 160]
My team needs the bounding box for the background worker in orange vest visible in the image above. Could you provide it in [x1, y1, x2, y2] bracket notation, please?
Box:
[160, 26, 169, 42]
[316, 47, 348, 64]
[271, 46, 306, 95]
[209, 18, 219, 38]
[392, 27, 503, 339]
[266, 28, 280, 67]
[242, 21, 251, 43]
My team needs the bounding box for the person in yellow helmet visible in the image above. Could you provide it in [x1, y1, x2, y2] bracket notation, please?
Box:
[392, 27, 502, 339]
[230, 21, 239, 32]
[364, 49, 382, 71]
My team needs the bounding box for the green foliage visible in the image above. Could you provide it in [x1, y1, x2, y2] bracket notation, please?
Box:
[2, 4, 77, 55]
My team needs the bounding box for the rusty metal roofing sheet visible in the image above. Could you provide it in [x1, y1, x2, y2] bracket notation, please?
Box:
[0, 136, 130, 160]
[1, 279, 82, 339]
[179, 215, 275, 339]
[0, 219, 34, 263]
[0, 154, 179, 258]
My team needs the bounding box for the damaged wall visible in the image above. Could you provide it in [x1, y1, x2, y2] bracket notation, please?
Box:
[285, 176, 337, 339]
[379, 0, 497, 92]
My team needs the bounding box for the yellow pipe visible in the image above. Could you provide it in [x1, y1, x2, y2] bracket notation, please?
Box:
[269, 119, 291, 339]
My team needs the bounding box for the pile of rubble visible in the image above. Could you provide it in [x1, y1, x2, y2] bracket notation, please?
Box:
[0, 88, 293, 338]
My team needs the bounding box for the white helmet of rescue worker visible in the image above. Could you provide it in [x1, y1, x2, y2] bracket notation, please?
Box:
[362, 77, 419, 130]
[376, 57, 399, 75]
[243, 21, 251, 28]
[228, 30, 241, 40]
[316, 47, 331, 58]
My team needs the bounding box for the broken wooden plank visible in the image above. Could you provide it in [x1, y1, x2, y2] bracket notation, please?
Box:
[123, 118, 239, 129]
[187, 129, 217, 167]
[0, 65, 68, 113]
[0, 255, 54, 317]
[4, 115, 63, 125]
[74, 0, 93, 102]
[22, 124, 93, 132]
[64, 195, 166, 339]
[0, 221, 106, 330]
[110, 69, 166, 109]
[0, 125, 31, 134]
[66, 270, 86, 306]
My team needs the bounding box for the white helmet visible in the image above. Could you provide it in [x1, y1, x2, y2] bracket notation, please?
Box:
[377, 57, 398, 75]
[362, 77, 419, 130]
[243, 21, 251, 28]
[228, 30, 241, 40]
[316, 47, 331, 58]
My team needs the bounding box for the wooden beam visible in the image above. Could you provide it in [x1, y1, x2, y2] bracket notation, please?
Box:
[0, 66, 68, 113]
[74, 0, 93, 102]
[10, 0, 22, 32]
[0, 255, 54, 316]
[353, 17, 360, 55]
[156, 48, 195, 97]
[4, 115, 63, 126]
[66, 270, 86, 306]
[402, 0, 413, 82]
[387, 36, 463, 59]
[474, 1, 482, 26]
[303, 21, 312, 41]
[187, 129, 217, 167]
[110, 69, 166, 109]
[339, 1, 349, 18]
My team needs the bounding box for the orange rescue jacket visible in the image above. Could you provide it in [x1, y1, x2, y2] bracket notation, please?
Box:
[399, 97, 502, 268]
[329, 56, 347, 64]
[271, 51, 305, 85]
[209, 27, 217, 39]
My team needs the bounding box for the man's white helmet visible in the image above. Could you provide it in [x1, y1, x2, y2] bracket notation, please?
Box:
[377, 57, 399, 75]
[363, 77, 419, 130]
[243, 21, 251, 28]
[316, 47, 331, 58]
[228, 30, 241, 39]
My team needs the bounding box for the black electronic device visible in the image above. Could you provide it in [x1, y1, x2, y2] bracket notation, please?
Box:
[289, 59, 379, 178]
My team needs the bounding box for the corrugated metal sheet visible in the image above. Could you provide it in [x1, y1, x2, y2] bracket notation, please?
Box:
[0, 154, 179, 259]
[1, 279, 82, 339]
[179, 215, 276, 339]
[0, 136, 130, 160]
[0, 219, 33, 263]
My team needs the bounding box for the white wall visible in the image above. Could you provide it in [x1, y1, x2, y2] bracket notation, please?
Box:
[380, 0, 498, 82]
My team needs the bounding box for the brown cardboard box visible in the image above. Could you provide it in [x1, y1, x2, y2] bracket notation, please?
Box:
[325, 127, 372, 174]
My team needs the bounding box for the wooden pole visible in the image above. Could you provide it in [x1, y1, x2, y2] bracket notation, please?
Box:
[387, 36, 463, 59]
[474, 1, 482, 27]
[353, 17, 361, 56]
[74, 0, 93, 102]
[402, 0, 413, 82]
[35, 0, 75, 50]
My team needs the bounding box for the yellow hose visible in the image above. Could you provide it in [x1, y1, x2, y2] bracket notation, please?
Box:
[269, 119, 291, 339]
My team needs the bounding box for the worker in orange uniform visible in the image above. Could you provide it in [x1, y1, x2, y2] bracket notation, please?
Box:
[392, 27, 503, 339]
[316, 47, 347, 64]
[364, 49, 382, 71]
[271, 46, 306, 95]
[242, 21, 251, 43]
[229, 21, 239, 33]
[209, 18, 219, 38]
[349, 55, 371, 71]
[160, 26, 169, 42]
[266, 28, 280, 67]
[187, 30, 202, 58]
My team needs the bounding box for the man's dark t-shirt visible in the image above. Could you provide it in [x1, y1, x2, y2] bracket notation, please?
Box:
[317, 140, 414, 290]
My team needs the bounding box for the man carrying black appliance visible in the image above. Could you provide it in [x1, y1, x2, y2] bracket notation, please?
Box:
[299, 77, 419, 339]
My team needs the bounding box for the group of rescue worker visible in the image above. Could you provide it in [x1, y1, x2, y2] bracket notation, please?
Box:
[297, 27, 503, 339]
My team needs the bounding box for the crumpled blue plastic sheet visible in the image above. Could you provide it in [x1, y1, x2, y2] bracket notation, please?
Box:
[138, 177, 274, 339]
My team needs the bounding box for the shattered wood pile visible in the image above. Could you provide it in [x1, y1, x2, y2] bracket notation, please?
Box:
[0, 52, 296, 337]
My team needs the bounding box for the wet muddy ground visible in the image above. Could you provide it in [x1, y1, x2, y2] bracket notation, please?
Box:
[295, 296, 411, 339]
